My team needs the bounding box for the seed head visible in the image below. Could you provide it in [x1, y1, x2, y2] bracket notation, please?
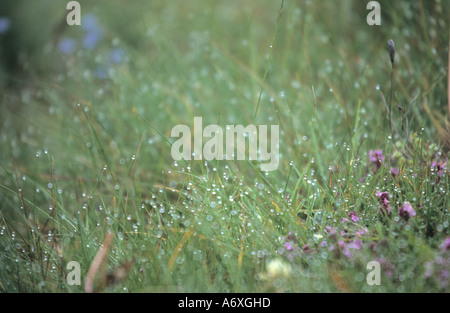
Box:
[388, 39, 395, 68]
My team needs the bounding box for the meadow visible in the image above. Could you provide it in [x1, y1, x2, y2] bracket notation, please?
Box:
[0, 0, 449, 292]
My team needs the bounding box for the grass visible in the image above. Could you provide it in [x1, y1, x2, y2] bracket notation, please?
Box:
[0, 0, 449, 292]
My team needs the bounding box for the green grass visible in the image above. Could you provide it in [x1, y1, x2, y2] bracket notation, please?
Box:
[0, 0, 449, 292]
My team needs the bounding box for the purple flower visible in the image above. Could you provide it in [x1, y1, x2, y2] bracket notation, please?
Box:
[348, 211, 359, 223]
[356, 229, 368, 237]
[440, 237, 450, 253]
[377, 258, 395, 278]
[369, 149, 384, 171]
[376, 191, 391, 215]
[431, 159, 447, 177]
[390, 167, 399, 178]
[325, 226, 337, 238]
[303, 244, 310, 254]
[0, 17, 11, 34]
[424, 254, 450, 289]
[424, 262, 433, 278]
[279, 233, 302, 261]
[284, 242, 293, 251]
[348, 240, 363, 250]
[58, 38, 76, 54]
[398, 203, 416, 221]
[337, 241, 352, 258]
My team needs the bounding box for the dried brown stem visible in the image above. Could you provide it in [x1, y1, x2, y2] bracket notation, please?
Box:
[85, 232, 114, 293]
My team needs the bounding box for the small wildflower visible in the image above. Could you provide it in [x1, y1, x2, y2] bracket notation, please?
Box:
[325, 226, 337, 238]
[440, 237, 450, 253]
[398, 203, 416, 221]
[376, 191, 391, 215]
[337, 241, 351, 258]
[424, 261, 433, 278]
[348, 239, 363, 250]
[378, 257, 395, 278]
[0, 17, 11, 34]
[303, 244, 310, 254]
[369, 149, 384, 171]
[313, 233, 323, 241]
[109, 47, 125, 64]
[430, 158, 447, 185]
[284, 241, 293, 251]
[356, 228, 368, 237]
[83, 31, 103, 50]
[81, 14, 104, 50]
[82, 13, 101, 32]
[58, 38, 76, 55]
[348, 211, 359, 223]
[390, 167, 399, 179]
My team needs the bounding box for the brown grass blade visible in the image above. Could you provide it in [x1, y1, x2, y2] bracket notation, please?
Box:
[84, 232, 114, 293]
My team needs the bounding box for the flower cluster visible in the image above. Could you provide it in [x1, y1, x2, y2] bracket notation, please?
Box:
[327, 212, 367, 259]
[279, 210, 368, 263]
[398, 202, 416, 221]
[424, 237, 450, 290]
[376, 191, 391, 215]
[82, 14, 104, 50]
[278, 232, 302, 261]
[375, 192, 417, 222]
[348, 211, 359, 223]
[369, 149, 384, 172]
[390, 167, 399, 179]
[429, 155, 448, 185]
[57, 13, 127, 79]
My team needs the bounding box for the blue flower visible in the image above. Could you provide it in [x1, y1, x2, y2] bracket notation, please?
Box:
[58, 38, 76, 54]
[109, 48, 125, 64]
[95, 66, 108, 79]
[0, 17, 11, 34]
[81, 13, 104, 49]
[83, 31, 103, 50]
[82, 14, 100, 32]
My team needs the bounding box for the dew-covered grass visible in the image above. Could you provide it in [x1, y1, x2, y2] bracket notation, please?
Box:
[0, 0, 449, 292]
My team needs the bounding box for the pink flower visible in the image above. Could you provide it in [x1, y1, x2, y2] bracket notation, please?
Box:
[349, 240, 363, 250]
[369, 149, 384, 171]
[285, 242, 293, 251]
[348, 211, 359, 222]
[440, 237, 450, 252]
[376, 191, 391, 215]
[390, 167, 399, 178]
[398, 203, 416, 221]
